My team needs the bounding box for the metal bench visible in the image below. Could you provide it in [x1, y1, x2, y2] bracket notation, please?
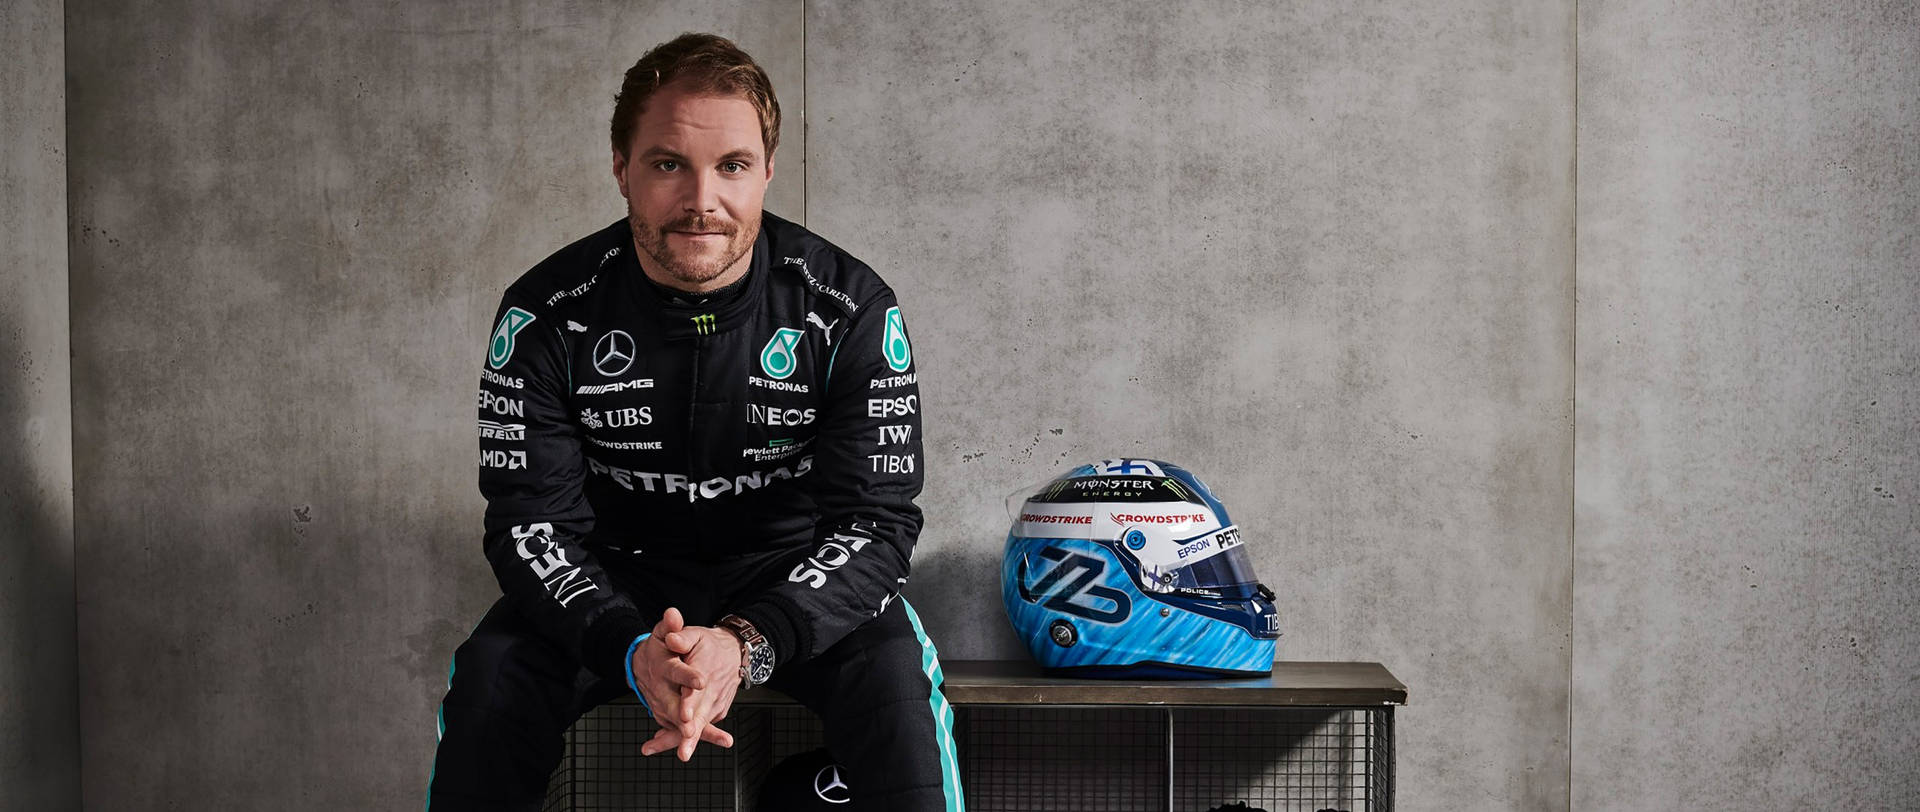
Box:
[546, 660, 1407, 812]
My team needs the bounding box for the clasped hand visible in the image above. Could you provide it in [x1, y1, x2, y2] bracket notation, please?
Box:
[627, 607, 746, 761]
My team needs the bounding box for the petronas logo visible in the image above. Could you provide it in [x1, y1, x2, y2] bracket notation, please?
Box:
[882, 306, 912, 372]
[691, 313, 716, 335]
[760, 328, 803, 380]
[488, 307, 536, 370]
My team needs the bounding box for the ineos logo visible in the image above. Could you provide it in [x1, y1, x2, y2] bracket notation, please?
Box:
[812, 764, 851, 804]
[789, 532, 870, 589]
[593, 330, 635, 377]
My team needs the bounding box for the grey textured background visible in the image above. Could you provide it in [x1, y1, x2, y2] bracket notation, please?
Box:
[1575, 1, 1919, 809]
[805, 2, 1574, 809]
[1, 0, 79, 807]
[4, 0, 1909, 810]
[61, 2, 801, 809]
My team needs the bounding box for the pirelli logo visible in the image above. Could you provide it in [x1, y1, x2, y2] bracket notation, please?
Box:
[691, 314, 716, 335]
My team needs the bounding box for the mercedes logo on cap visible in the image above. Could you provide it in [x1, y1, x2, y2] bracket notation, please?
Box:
[592, 330, 635, 377]
[812, 764, 851, 804]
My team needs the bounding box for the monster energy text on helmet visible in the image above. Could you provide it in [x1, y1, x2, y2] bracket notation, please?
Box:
[1001, 458, 1280, 678]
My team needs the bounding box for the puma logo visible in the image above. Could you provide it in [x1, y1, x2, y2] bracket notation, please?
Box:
[806, 312, 840, 345]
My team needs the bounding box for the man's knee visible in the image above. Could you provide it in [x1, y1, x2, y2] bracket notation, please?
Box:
[442, 625, 578, 729]
[818, 620, 941, 714]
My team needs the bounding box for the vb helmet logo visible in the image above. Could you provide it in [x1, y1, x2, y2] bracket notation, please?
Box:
[760, 328, 804, 380]
[1016, 546, 1132, 623]
[690, 313, 716, 335]
[1124, 529, 1148, 550]
[882, 306, 912, 372]
[488, 307, 536, 370]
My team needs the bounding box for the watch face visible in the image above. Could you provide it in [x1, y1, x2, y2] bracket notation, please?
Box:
[748, 646, 777, 684]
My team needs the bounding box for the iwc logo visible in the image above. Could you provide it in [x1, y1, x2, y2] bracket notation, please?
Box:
[760, 328, 803, 380]
[812, 764, 852, 804]
[592, 330, 635, 377]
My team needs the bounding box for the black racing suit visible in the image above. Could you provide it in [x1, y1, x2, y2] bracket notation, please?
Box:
[429, 213, 962, 811]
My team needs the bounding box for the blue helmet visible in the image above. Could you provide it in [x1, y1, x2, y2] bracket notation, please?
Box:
[1001, 458, 1280, 678]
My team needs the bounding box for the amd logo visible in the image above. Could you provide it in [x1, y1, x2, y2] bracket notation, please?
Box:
[481, 449, 527, 470]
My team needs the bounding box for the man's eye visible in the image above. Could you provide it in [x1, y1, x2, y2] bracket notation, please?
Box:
[654, 160, 678, 172]
[721, 161, 746, 173]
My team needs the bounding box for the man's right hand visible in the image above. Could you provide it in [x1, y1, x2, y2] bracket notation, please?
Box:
[629, 608, 734, 759]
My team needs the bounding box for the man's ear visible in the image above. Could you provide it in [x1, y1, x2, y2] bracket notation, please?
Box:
[764, 153, 775, 185]
[612, 149, 631, 199]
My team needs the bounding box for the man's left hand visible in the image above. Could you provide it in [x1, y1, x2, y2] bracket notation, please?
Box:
[642, 625, 745, 761]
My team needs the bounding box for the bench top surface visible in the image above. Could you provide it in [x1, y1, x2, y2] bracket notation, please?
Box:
[737, 660, 1406, 708]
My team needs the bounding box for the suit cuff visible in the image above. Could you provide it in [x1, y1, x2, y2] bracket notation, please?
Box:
[731, 595, 808, 671]
[583, 609, 651, 684]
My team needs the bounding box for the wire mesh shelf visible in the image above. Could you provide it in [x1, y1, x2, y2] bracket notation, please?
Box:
[546, 701, 1392, 811]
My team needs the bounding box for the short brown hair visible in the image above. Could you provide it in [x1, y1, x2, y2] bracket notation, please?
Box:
[610, 33, 781, 159]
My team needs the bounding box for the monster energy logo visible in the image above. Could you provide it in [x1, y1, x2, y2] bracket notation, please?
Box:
[1163, 478, 1191, 501]
[691, 314, 715, 335]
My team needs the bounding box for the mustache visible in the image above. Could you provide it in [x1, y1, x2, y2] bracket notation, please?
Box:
[662, 215, 736, 236]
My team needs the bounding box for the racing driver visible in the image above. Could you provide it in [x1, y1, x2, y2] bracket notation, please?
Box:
[427, 33, 963, 811]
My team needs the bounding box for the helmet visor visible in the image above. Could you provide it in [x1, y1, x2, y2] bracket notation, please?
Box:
[1165, 545, 1260, 596]
[1139, 527, 1261, 598]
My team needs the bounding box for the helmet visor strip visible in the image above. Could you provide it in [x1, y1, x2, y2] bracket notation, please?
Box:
[1136, 525, 1261, 598]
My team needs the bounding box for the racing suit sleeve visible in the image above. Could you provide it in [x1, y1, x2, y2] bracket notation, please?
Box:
[732, 290, 925, 667]
[476, 292, 651, 684]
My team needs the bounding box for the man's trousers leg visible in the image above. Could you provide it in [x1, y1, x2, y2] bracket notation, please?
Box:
[768, 598, 965, 812]
[426, 597, 626, 811]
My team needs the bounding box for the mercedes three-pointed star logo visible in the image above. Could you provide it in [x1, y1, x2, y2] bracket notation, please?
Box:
[812, 764, 851, 804]
[592, 330, 635, 377]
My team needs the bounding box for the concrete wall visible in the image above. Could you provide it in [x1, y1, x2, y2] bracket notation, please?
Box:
[63, 2, 800, 808]
[808, 2, 1575, 809]
[50, 0, 1916, 810]
[0, 0, 80, 808]
[1575, 2, 1920, 809]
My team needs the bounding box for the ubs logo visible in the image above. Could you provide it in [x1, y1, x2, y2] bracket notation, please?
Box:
[593, 330, 635, 377]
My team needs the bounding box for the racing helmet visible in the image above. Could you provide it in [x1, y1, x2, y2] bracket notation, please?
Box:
[1001, 458, 1279, 678]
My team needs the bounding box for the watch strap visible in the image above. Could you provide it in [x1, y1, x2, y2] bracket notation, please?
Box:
[718, 614, 768, 688]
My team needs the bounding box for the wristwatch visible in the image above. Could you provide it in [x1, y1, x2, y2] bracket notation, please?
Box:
[717, 614, 775, 689]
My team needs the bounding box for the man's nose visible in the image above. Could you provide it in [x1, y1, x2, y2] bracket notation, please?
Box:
[683, 170, 719, 215]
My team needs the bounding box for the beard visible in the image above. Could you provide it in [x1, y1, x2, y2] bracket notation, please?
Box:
[628, 204, 760, 292]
